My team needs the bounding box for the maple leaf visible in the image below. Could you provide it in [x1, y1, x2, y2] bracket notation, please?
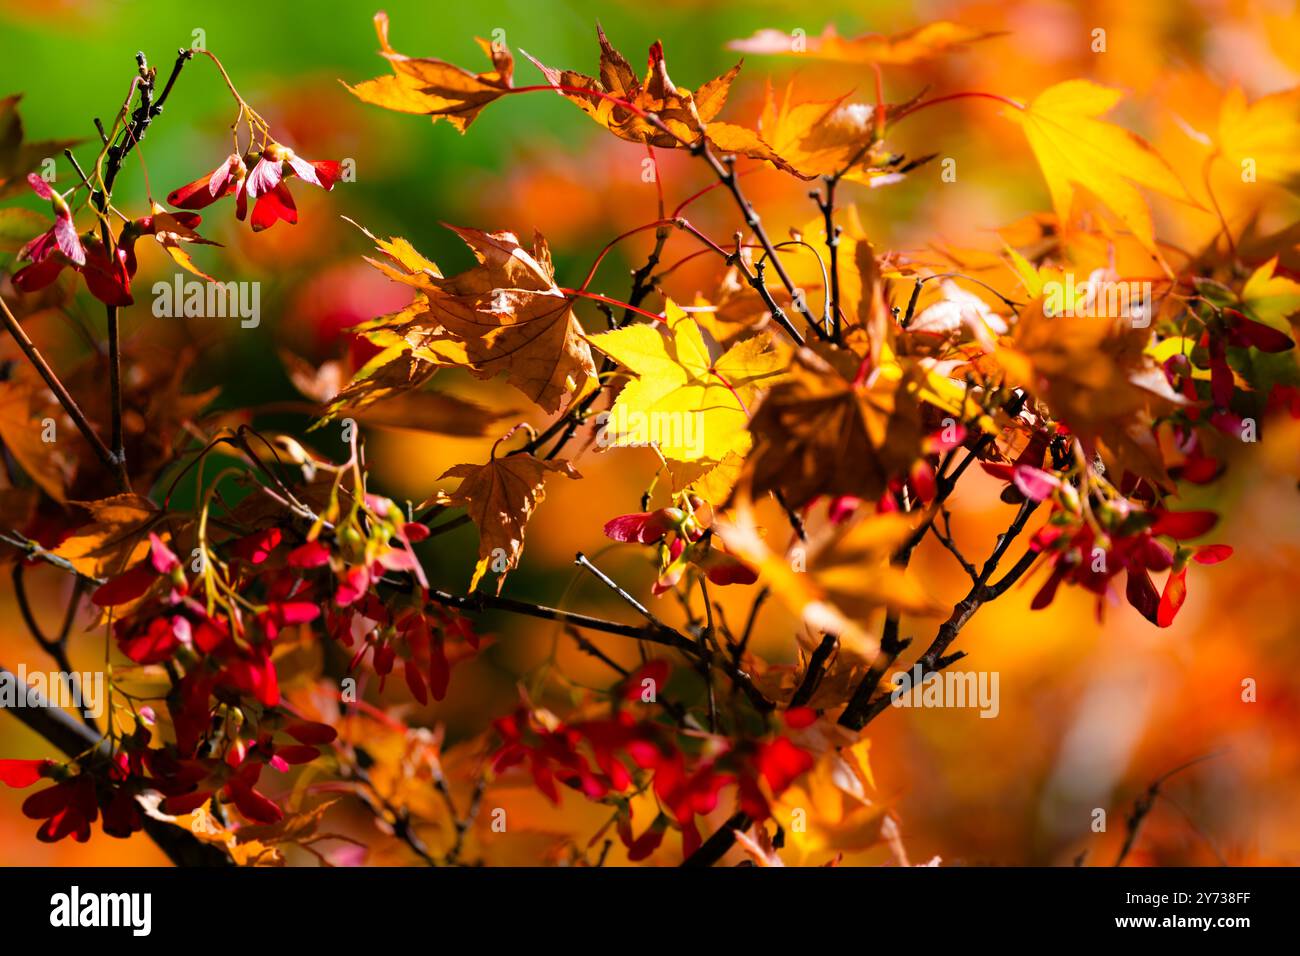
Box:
[1238, 256, 1300, 334]
[137, 796, 283, 867]
[233, 798, 341, 852]
[736, 82, 931, 185]
[520, 26, 733, 149]
[664, 451, 746, 507]
[1005, 80, 1197, 256]
[521, 26, 786, 169]
[997, 296, 1183, 489]
[585, 301, 788, 464]
[347, 12, 514, 132]
[314, 342, 440, 424]
[284, 351, 515, 436]
[52, 494, 161, 579]
[431, 452, 581, 594]
[685, 264, 782, 345]
[62, 346, 218, 496]
[714, 487, 942, 658]
[351, 222, 597, 414]
[773, 739, 886, 862]
[728, 22, 999, 64]
[770, 208, 879, 327]
[0, 94, 80, 199]
[1215, 85, 1300, 188]
[0, 379, 76, 502]
[745, 342, 925, 511]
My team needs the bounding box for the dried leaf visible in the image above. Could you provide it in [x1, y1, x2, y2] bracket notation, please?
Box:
[746, 343, 923, 510]
[351, 223, 598, 414]
[53, 494, 160, 579]
[347, 13, 514, 132]
[432, 453, 581, 593]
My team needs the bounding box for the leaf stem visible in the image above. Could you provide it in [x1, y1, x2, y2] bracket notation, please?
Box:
[890, 90, 1024, 125]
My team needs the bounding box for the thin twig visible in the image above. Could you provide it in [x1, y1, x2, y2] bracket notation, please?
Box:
[0, 295, 119, 475]
[694, 144, 818, 343]
[89, 48, 193, 490]
[839, 498, 1041, 730]
[1114, 751, 1226, 866]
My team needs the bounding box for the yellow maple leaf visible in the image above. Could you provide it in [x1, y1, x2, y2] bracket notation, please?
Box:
[1240, 256, 1300, 333]
[1216, 85, 1300, 186]
[773, 739, 886, 862]
[585, 302, 788, 463]
[754, 83, 876, 180]
[713, 486, 942, 658]
[1006, 80, 1196, 257]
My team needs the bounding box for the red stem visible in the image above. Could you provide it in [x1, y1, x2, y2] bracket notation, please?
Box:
[560, 287, 665, 323]
[578, 218, 729, 293]
[891, 90, 1025, 125]
[656, 243, 763, 280]
[871, 63, 886, 140]
[579, 220, 674, 292]
[670, 165, 758, 218]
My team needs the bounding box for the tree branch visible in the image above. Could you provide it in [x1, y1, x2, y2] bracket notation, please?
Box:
[693, 143, 814, 345]
[681, 811, 750, 867]
[839, 499, 1041, 730]
[90, 48, 193, 490]
[0, 664, 232, 866]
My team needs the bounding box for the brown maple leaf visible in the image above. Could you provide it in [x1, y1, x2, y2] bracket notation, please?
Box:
[347, 12, 514, 132]
[352, 223, 598, 415]
[62, 345, 217, 499]
[747, 342, 924, 511]
[520, 26, 731, 149]
[521, 25, 790, 171]
[0, 378, 77, 502]
[997, 295, 1183, 489]
[431, 451, 580, 594]
[285, 350, 515, 437]
[52, 493, 161, 580]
